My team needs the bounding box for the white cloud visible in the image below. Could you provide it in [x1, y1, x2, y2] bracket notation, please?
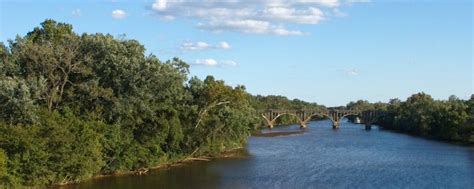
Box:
[298, 0, 340, 7]
[112, 9, 126, 19]
[182, 41, 231, 50]
[72, 8, 81, 16]
[198, 19, 270, 34]
[263, 6, 324, 24]
[152, 0, 167, 11]
[272, 27, 308, 36]
[194, 59, 218, 66]
[198, 19, 306, 36]
[182, 42, 211, 50]
[345, 0, 371, 3]
[192, 59, 238, 67]
[222, 60, 238, 66]
[149, 0, 367, 35]
[217, 41, 231, 49]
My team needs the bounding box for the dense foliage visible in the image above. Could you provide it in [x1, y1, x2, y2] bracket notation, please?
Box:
[345, 94, 474, 143]
[0, 20, 258, 187]
[378, 93, 474, 143]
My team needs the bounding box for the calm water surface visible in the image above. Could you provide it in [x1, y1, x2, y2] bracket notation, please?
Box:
[68, 120, 474, 189]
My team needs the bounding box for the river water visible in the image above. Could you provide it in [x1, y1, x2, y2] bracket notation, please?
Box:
[68, 120, 474, 189]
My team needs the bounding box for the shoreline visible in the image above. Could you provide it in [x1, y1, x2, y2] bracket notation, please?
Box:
[54, 147, 246, 188]
[52, 128, 308, 188]
[54, 127, 309, 188]
[377, 127, 474, 146]
[251, 130, 305, 137]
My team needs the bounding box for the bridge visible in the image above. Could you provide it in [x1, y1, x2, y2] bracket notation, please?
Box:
[260, 109, 384, 130]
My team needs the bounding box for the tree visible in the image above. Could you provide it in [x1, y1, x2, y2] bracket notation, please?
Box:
[0, 77, 37, 124]
[12, 20, 86, 111]
[0, 148, 6, 185]
[0, 19, 260, 187]
[378, 93, 473, 143]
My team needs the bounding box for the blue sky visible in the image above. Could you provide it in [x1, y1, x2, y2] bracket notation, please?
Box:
[0, 0, 472, 106]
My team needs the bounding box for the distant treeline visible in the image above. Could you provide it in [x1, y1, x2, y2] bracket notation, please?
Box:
[249, 95, 326, 125]
[345, 94, 474, 144]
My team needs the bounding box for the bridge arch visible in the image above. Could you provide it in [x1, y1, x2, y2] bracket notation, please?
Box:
[272, 113, 303, 123]
[338, 113, 364, 123]
[301, 112, 343, 129]
[261, 112, 305, 129]
[303, 112, 335, 124]
[261, 109, 382, 129]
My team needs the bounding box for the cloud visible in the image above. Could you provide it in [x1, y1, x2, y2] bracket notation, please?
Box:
[273, 26, 308, 36]
[345, 0, 371, 3]
[332, 8, 348, 17]
[217, 41, 231, 49]
[182, 41, 231, 50]
[152, 0, 167, 11]
[72, 8, 82, 16]
[194, 59, 218, 66]
[346, 69, 359, 76]
[112, 9, 126, 19]
[148, 0, 367, 35]
[198, 19, 307, 36]
[221, 60, 238, 66]
[192, 59, 238, 67]
[262, 6, 324, 24]
[182, 42, 211, 50]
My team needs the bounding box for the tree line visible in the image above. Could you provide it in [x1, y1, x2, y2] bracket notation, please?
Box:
[0, 20, 258, 187]
[345, 94, 474, 143]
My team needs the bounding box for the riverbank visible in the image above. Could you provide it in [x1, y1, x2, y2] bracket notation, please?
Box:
[55, 128, 308, 188]
[54, 147, 247, 188]
[376, 126, 474, 146]
[251, 129, 305, 137]
[55, 128, 309, 188]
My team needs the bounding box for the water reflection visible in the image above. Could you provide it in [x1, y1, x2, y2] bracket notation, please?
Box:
[68, 119, 474, 189]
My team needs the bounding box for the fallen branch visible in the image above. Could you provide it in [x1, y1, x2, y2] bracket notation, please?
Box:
[184, 157, 211, 161]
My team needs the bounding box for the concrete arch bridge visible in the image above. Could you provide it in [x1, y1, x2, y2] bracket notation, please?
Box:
[260, 109, 384, 130]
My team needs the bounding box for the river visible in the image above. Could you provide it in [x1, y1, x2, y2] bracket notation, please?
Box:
[66, 119, 474, 189]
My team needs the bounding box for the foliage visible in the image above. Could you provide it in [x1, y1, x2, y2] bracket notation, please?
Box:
[249, 95, 325, 125]
[0, 109, 104, 186]
[0, 148, 6, 186]
[0, 19, 258, 187]
[377, 93, 473, 143]
[346, 100, 388, 111]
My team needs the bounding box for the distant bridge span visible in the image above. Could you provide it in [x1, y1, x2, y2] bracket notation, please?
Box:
[260, 109, 384, 130]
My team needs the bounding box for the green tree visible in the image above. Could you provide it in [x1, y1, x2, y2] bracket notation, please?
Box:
[0, 148, 6, 186]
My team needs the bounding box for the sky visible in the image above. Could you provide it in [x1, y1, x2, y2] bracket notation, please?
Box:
[0, 0, 472, 106]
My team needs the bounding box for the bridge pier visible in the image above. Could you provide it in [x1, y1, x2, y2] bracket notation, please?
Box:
[332, 121, 339, 129]
[365, 123, 372, 130]
[262, 114, 276, 129]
